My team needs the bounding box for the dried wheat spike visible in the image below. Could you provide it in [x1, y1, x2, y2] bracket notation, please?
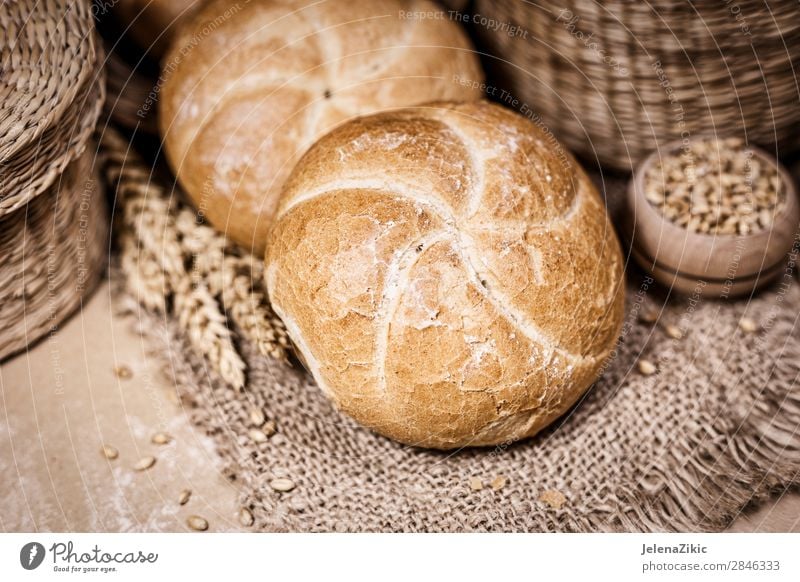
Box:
[119, 234, 167, 312]
[176, 208, 291, 361]
[221, 256, 290, 361]
[174, 280, 246, 390]
[100, 127, 290, 388]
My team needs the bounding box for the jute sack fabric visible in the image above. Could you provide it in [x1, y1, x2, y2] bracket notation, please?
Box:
[109, 144, 800, 530]
[128, 268, 800, 532]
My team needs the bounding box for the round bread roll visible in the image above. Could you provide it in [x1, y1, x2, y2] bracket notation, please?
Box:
[265, 101, 626, 449]
[159, 0, 484, 254]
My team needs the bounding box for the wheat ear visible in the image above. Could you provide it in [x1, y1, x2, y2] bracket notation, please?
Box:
[174, 280, 247, 389]
[174, 204, 291, 362]
[99, 129, 249, 388]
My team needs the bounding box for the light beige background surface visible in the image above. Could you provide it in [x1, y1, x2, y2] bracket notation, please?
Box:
[1, 281, 798, 532]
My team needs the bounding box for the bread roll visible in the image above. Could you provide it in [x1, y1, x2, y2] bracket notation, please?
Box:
[159, 0, 484, 254]
[265, 101, 626, 449]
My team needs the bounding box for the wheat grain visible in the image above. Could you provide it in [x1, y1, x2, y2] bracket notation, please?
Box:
[151, 432, 172, 445]
[638, 359, 657, 376]
[238, 508, 255, 527]
[133, 456, 156, 471]
[113, 364, 133, 380]
[174, 280, 246, 390]
[179, 489, 192, 505]
[739, 317, 758, 333]
[539, 489, 567, 509]
[186, 515, 209, 531]
[249, 408, 266, 427]
[248, 429, 268, 444]
[270, 478, 296, 492]
[491, 476, 507, 491]
[261, 420, 277, 437]
[639, 306, 659, 324]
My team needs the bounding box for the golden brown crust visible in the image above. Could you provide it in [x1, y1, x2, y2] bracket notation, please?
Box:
[266, 101, 625, 449]
[159, 0, 484, 254]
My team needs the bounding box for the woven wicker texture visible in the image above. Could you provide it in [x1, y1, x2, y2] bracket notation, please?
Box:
[474, 0, 800, 170]
[0, 0, 104, 212]
[0, 149, 108, 360]
[0, 0, 95, 161]
[0, 0, 107, 360]
[104, 134, 800, 532]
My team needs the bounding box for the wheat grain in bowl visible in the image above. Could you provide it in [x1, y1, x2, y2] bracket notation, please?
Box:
[626, 135, 800, 297]
[643, 137, 785, 236]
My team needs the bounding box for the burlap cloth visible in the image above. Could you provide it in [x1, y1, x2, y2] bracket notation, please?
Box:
[121, 174, 800, 532]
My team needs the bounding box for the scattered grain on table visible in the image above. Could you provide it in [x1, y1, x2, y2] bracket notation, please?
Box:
[186, 515, 209, 531]
[113, 364, 133, 379]
[133, 456, 156, 471]
[151, 432, 172, 445]
[238, 507, 254, 527]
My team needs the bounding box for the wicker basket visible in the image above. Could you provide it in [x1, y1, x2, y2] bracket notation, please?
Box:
[474, 0, 800, 170]
[0, 0, 108, 360]
[0, 149, 108, 360]
[0, 0, 104, 208]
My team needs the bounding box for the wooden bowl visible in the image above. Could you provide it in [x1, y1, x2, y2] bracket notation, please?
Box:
[625, 139, 800, 297]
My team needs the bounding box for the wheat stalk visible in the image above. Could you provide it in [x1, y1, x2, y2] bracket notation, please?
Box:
[119, 233, 167, 312]
[99, 128, 289, 388]
[219, 257, 290, 361]
[174, 280, 246, 389]
[173, 201, 290, 361]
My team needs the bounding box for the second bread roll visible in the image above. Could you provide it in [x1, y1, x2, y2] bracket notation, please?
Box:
[266, 101, 625, 449]
[159, 0, 484, 254]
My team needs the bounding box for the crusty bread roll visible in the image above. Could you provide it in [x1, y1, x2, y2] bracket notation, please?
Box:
[159, 0, 484, 254]
[265, 101, 626, 449]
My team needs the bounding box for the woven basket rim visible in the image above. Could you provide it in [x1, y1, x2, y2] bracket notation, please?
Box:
[0, 0, 96, 163]
[0, 0, 104, 216]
